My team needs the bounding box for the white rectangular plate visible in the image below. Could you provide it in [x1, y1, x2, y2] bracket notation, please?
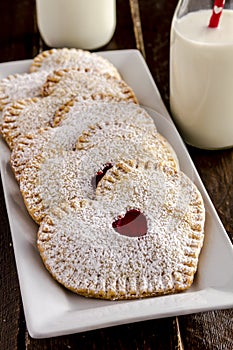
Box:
[0, 50, 233, 339]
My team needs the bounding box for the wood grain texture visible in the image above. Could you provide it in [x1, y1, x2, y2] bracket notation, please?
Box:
[129, 0, 146, 57]
[0, 2, 37, 347]
[138, 0, 177, 111]
[25, 318, 181, 350]
[189, 147, 233, 243]
[0, 0, 39, 61]
[0, 176, 22, 350]
[180, 310, 233, 350]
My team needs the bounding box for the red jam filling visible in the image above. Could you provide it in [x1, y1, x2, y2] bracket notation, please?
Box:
[112, 209, 147, 237]
[92, 163, 113, 189]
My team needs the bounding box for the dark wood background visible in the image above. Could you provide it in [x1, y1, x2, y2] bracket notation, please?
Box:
[0, 0, 232, 349]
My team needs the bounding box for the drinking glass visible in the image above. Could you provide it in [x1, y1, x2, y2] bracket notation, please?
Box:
[36, 0, 116, 50]
[170, 0, 233, 149]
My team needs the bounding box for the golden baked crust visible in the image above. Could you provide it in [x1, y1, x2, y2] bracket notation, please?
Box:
[18, 118, 179, 224]
[29, 48, 121, 80]
[0, 71, 48, 112]
[0, 48, 121, 127]
[76, 120, 179, 171]
[2, 70, 138, 150]
[37, 160, 205, 300]
[41, 68, 138, 102]
[11, 102, 156, 181]
[1, 96, 65, 150]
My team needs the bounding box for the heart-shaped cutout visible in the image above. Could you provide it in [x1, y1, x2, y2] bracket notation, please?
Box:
[214, 5, 223, 14]
[112, 209, 147, 237]
[92, 163, 113, 189]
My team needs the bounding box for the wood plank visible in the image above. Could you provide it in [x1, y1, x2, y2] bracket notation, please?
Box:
[179, 310, 233, 350]
[0, 176, 22, 350]
[0, 1, 39, 349]
[0, 0, 39, 62]
[25, 318, 180, 350]
[129, 0, 146, 58]
[189, 146, 233, 243]
[138, 0, 177, 110]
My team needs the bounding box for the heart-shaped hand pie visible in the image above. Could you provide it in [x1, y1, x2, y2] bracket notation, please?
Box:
[38, 160, 205, 300]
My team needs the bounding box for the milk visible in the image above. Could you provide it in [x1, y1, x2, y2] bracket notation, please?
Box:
[36, 0, 116, 49]
[170, 9, 233, 149]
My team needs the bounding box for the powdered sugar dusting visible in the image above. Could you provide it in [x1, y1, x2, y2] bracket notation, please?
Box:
[2, 71, 138, 150]
[11, 102, 157, 181]
[18, 120, 179, 223]
[29, 48, 121, 80]
[0, 70, 48, 111]
[42, 69, 136, 103]
[37, 160, 205, 300]
[2, 96, 68, 149]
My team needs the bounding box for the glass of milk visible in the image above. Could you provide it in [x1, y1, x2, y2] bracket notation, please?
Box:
[36, 0, 116, 50]
[170, 0, 233, 149]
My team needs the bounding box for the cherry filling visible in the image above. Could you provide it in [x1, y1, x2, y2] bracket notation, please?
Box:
[92, 163, 113, 189]
[112, 209, 147, 237]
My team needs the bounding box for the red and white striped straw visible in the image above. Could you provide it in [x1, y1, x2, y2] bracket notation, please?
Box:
[208, 0, 225, 28]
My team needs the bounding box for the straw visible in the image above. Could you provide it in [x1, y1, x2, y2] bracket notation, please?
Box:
[208, 0, 225, 28]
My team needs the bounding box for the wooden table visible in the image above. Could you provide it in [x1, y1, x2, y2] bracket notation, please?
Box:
[0, 0, 232, 349]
